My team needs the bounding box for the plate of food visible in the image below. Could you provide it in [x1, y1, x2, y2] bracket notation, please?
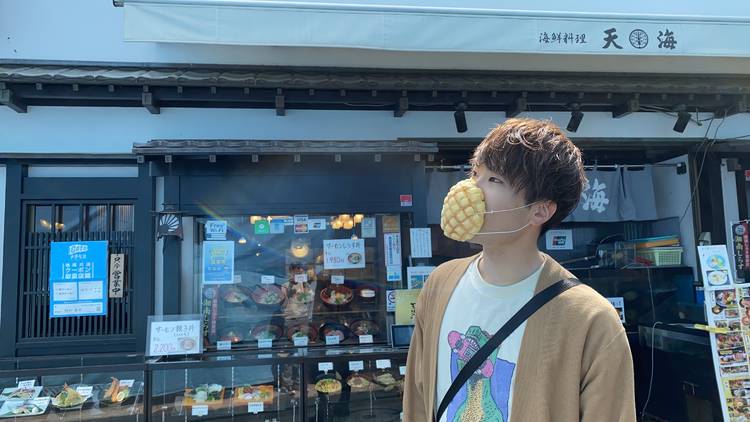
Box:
[249, 324, 283, 341]
[286, 323, 318, 343]
[314, 376, 342, 395]
[354, 285, 378, 304]
[220, 328, 245, 344]
[320, 285, 353, 310]
[183, 384, 225, 408]
[0, 387, 42, 401]
[50, 384, 90, 410]
[250, 285, 286, 310]
[319, 322, 350, 343]
[234, 385, 274, 404]
[221, 285, 252, 305]
[101, 377, 133, 405]
[346, 374, 371, 390]
[0, 398, 50, 418]
[349, 320, 380, 337]
[347, 253, 362, 265]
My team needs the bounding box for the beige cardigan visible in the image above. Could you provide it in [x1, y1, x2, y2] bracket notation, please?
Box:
[403, 253, 636, 421]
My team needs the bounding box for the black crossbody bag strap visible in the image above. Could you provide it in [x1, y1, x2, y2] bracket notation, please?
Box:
[434, 278, 580, 422]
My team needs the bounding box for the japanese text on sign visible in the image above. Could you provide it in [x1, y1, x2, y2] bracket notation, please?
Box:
[147, 317, 202, 356]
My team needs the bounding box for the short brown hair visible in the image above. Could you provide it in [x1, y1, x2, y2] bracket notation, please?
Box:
[471, 118, 586, 230]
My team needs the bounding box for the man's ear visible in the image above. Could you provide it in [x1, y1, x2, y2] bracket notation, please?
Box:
[530, 201, 557, 226]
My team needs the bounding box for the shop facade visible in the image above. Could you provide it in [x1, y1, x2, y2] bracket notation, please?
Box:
[2, 1, 750, 420]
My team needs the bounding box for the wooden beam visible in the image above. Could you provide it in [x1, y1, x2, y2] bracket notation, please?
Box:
[142, 92, 160, 114]
[0, 89, 27, 113]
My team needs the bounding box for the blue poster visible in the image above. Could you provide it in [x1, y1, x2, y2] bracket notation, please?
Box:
[49, 241, 109, 318]
[202, 241, 235, 284]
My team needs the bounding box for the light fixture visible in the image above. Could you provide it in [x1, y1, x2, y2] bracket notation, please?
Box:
[290, 239, 310, 258]
[673, 110, 691, 133]
[238, 237, 247, 244]
[353, 214, 364, 224]
[454, 103, 468, 133]
[331, 220, 343, 230]
[250, 216, 262, 224]
[154, 204, 183, 240]
[567, 104, 584, 133]
[39, 218, 51, 229]
[343, 220, 354, 230]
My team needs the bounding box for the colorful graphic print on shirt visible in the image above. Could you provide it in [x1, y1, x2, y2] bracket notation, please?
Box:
[446, 325, 515, 422]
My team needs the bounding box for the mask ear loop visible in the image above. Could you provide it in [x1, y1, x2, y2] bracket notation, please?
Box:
[474, 221, 532, 236]
[484, 200, 542, 214]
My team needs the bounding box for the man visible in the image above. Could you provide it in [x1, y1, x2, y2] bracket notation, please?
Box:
[403, 118, 636, 422]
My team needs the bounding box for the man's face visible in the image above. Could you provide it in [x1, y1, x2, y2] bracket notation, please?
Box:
[469, 165, 534, 245]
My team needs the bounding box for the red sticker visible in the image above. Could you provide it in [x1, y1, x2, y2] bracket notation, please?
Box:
[400, 194, 413, 207]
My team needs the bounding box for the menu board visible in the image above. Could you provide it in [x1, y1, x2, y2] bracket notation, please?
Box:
[147, 316, 202, 356]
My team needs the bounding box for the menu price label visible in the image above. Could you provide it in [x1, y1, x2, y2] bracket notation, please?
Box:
[318, 362, 334, 372]
[331, 275, 345, 285]
[376, 359, 391, 369]
[217, 341, 232, 351]
[293, 336, 309, 347]
[349, 361, 364, 371]
[192, 405, 208, 416]
[147, 318, 202, 357]
[119, 380, 135, 388]
[76, 386, 93, 397]
[294, 274, 308, 284]
[17, 380, 35, 389]
[358, 335, 373, 344]
[261, 275, 275, 285]
[258, 339, 273, 349]
[399, 366, 407, 376]
[325, 335, 340, 345]
[248, 402, 264, 414]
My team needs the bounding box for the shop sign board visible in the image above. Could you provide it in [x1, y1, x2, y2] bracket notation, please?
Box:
[146, 315, 202, 357]
[323, 239, 366, 270]
[202, 241, 235, 284]
[108, 253, 125, 298]
[49, 241, 109, 318]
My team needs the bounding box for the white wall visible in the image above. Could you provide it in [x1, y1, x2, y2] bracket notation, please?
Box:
[3, 0, 750, 73]
[3, 107, 750, 154]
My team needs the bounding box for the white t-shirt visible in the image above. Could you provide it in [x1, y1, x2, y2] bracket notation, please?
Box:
[435, 256, 543, 422]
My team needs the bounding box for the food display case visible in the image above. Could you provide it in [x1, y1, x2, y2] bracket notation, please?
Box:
[149, 353, 303, 422]
[302, 348, 407, 422]
[197, 213, 406, 352]
[0, 355, 145, 420]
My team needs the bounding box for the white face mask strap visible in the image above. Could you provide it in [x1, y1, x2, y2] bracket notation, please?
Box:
[474, 221, 532, 236]
[484, 200, 542, 214]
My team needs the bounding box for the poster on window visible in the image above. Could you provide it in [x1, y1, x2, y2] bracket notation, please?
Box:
[323, 239, 366, 270]
[699, 245, 736, 291]
[49, 241, 109, 318]
[202, 241, 235, 284]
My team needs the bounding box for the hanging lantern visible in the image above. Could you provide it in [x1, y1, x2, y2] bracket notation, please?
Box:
[154, 204, 183, 240]
[290, 239, 310, 258]
[343, 220, 354, 230]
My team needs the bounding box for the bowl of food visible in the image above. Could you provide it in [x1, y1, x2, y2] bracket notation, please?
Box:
[286, 323, 318, 343]
[250, 284, 286, 310]
[319, 322, 350, 344]
[219, 328, 244, 344]
[288, 284, 315, 305]
[250, 324, 283, 341]
[314, 374, 342, 395]
[346, 373, 371, 390]
[221, 285, 252, 305]
[354, 284, 378, 304]
[320, 285, 353, 310]
[372, 370, 401, 392]
[349, 319, 380, 337]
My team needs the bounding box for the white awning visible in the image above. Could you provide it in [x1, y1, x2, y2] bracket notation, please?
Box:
[120, 0, 750, 57]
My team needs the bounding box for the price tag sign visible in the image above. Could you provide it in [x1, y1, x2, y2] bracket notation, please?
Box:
[120, 379, 135, 388]
[294, 274, 308, 284]
[217, 341, 232, 351]
[318, 362, 334, 372]
[261, 275, 275, 285]
[376, 359, 391, 369]
[17, 380, 35, 389]
[258, 339, 273, 349]
[192, 405, 208, 416]
[325, 335, 340, 345]
[349, 360, 364, 372]
[358, 335, 373, 344]
[293, 336, 309, 347]
[76, 386, 93, 397]
[248, 402, 264, 414]
[399, 366, 407, 376]
[331, 275, 345, 285]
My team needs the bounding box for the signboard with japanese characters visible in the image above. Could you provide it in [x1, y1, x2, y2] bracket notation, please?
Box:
[49, 241, 108, 318]
[536, 22, 683, 55]
[733, 222, 750, 283]
[147, 315, 202, 356]
[108, 253, 125, 298]
[202, 241, 235, 285]
[323, 239, 366, 270]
